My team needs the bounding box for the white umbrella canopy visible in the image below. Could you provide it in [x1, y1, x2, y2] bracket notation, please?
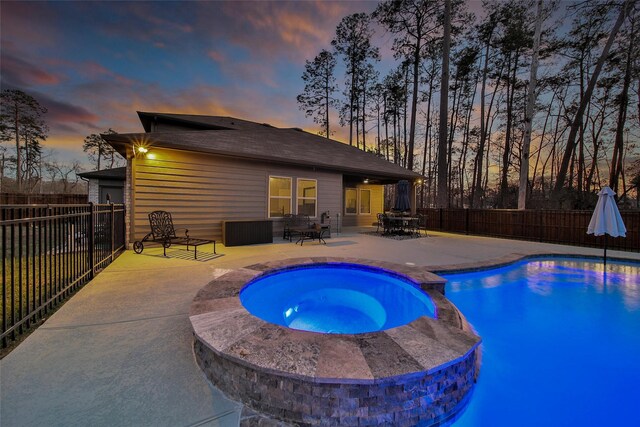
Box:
[587, 186, 627, 266]
[587, 186, 627, 237]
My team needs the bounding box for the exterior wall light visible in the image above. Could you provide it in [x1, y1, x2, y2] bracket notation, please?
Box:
[363, 179, 369, 184]
[137, 146, 148, 154]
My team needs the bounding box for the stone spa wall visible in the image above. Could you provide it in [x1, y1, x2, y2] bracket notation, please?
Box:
[190, 258, 481, 427]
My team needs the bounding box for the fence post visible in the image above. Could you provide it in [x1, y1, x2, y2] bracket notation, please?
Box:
[465, 209, 470, 235]
[439, 208, 443, 230]
[538, 210, 543, 242]
[88, 202, 95, 279]
[110, 203, 115, 262]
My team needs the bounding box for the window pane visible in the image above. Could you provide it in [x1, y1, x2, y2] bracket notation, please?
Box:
[269, 177, 291, 197]
[270, 198, 291, 217]
[345, 188, 357, 214]
[297, 180, 316, 198]
[360, 189, 371, 214]
[298, 200, 316, 216]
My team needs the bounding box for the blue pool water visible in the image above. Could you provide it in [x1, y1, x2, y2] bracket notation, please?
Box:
[445, 258, 640, 426]
[240, 264, 435, 334]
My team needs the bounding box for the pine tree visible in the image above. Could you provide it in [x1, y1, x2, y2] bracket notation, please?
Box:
[83, 129, 117, 171]
[0, 89, 48, 192]
[296, 50, 338, 138]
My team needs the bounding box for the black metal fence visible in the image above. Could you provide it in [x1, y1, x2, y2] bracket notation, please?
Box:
[418, 208, 639, 252]
[0, 203, 125, 346]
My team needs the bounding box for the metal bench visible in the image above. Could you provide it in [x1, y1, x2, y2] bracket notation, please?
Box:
[133, 211, 216, 259]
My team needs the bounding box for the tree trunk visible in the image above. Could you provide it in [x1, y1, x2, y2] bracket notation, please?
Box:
[325, 71, 330, 138]
[14, 104, 21, 192]
[403, 64, 410, 168]
[436, 0, 451, 207]
[471, 40, 500, 208]
[518, 0, 543, 209]
[553, 0, 632, 198]
[498, 52, 517, 208]
[384, 93, 390, 161]
[349, 65, 355, 146]
[610, 13, 635, 193]
[408, 37, 421, 171]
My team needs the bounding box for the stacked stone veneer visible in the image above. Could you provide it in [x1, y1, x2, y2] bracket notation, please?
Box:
[190, 257, 481, 427]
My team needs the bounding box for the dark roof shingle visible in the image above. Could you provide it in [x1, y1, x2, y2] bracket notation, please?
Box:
[106, 113, 421, 182]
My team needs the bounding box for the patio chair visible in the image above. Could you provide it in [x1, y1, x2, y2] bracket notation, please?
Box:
[381, 214, 394, 235]
[376, 213, 385, 234]
[133, 210, 216, 259]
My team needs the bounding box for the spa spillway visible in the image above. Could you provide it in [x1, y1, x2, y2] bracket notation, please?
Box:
[190, 258, 480, 426]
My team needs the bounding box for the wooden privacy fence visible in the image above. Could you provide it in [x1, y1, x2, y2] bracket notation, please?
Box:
[0, 203, 125, 347]
[417, 208, 639, 252]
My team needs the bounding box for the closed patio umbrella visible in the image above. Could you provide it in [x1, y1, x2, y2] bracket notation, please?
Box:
[394, 180, 411, 212]
[587, 186, 626, 266]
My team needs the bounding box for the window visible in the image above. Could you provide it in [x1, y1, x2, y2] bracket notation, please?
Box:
[297, 179, 317, 217]
[359, 189, 371, 214]
[345, 188, 357, 215]
[269, 176, 291, 218]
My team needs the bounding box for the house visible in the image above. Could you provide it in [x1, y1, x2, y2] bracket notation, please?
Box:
[104, 112, 422, 246]
[78, 167, 126, 204]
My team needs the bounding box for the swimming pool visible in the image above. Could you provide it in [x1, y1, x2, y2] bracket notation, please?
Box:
[240, 264, 436, 333]
[444, 258, 640, 426]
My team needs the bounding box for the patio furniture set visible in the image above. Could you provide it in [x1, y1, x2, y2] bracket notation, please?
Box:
[377, 212, 426, 237]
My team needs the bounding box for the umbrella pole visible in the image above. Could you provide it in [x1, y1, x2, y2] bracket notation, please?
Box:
[604, 234, 607, 267]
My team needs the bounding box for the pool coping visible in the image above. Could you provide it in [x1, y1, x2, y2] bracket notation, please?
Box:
[427, 252, 640, 275]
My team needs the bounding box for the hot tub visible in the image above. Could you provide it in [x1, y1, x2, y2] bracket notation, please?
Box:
[190, 257, 481, 426]
[240, 264, 436, 334]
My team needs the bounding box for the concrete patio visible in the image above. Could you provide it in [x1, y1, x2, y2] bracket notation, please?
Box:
[2, 228, 638, 427]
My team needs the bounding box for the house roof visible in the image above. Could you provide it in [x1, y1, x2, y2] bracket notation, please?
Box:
[137, 112, 272, 132]
[105, 113, 422, 183]
[78, 167, 126, 180]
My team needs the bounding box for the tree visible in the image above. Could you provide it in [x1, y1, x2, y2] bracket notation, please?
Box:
[45, 160, 83, 193]
[297, 50, 338, 138]
[553, 0, 634, 200]
[436, 0, 451, 207]
[332, 13, 380, 146]
[471, 5, 500, 208]
[610, 5, 638, 193]
[83, 129, 117, 170]
[518, 0, 544, 209]
[0, 89, 48, 192]
[374, 0, 440, 170]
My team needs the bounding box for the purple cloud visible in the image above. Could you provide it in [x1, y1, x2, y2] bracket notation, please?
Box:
[0, 53, 64, 88]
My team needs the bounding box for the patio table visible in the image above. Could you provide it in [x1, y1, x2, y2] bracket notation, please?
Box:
[385, 216, 419, 235]
[292, 223, 330, 245]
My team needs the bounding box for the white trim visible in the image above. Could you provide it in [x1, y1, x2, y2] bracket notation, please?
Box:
[296, 178, 318, 218]
[268, 175, 292, 218]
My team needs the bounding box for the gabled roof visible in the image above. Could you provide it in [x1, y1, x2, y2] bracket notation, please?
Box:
[106, 113, 422, 182]
[78, 167, 126, 180]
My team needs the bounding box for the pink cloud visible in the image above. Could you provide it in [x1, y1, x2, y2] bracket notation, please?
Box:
[207, 50, 225, 62]
[1, 53, 64, 86]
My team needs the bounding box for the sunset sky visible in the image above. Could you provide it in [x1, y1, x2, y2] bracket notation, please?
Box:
[1, 0, 395, 168]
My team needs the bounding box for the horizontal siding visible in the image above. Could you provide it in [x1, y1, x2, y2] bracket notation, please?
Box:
[131, 147, 343, 243]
